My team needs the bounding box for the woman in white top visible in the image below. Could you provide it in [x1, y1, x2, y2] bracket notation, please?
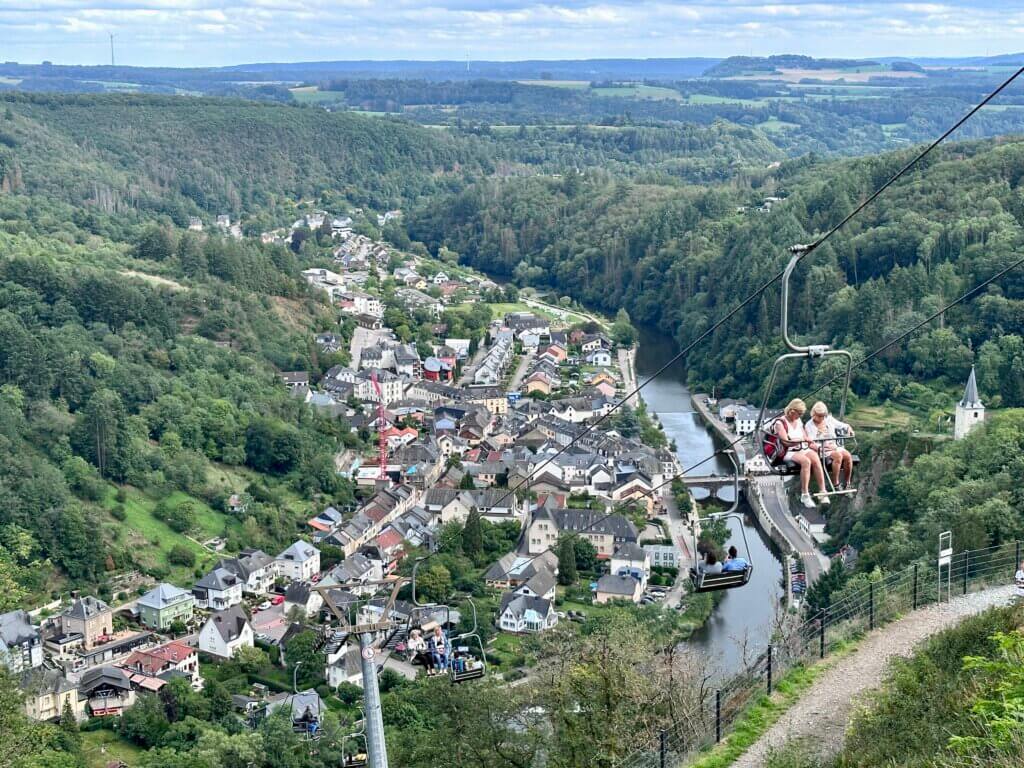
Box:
[774, 398, 828, 508]
[805, 401, 856, 490]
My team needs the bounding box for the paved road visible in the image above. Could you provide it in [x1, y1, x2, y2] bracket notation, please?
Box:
[617, 347, 639, 406]
[457, 339, 490, 385]
[662, 485, 694, 607]
[508, 350, 537, 390]
[755, 476, 830, 584]
[731, 585, 1014, 768]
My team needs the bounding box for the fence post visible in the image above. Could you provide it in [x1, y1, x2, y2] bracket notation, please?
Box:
[869, 582, 875, 630]
[963, 551, 969, 595]
[715, 689, 721, 743]
[913, 563, 918, 610]
[1016, 541, 1021, 578]
[659, 729, 667, 768]
[767, 644, 773, 695]
[819, 610, 826, 659]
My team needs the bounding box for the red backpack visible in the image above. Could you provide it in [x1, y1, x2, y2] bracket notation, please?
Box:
[762, 419, 786, 465]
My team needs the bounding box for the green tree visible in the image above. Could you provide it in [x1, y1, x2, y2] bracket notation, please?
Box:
[462, 507, 483, 559]
[459, 473, 476, 490]
[557, 535, 578, 585]
[285, 631, 325, 688]
[135, 225, 176, 262]
[121, 693, 171, 747]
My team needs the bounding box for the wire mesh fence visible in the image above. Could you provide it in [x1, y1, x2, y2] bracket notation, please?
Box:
[616, 540, 1021, 768]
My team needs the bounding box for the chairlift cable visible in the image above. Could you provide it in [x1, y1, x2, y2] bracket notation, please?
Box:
[446, 65, 1024, 586]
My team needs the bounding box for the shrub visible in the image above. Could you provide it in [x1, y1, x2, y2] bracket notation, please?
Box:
[168, 544, 196, 567]
[111, 504, 127, 521]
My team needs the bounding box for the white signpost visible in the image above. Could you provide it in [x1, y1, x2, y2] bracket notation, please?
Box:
[938, 530, 953, 603]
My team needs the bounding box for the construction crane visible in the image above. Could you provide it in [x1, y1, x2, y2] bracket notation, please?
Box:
[370, 370, 388, 483]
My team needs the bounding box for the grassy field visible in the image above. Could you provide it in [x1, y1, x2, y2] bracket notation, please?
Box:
[518, 79, 591, 89]
[101, 485, 237, 581]
[81, 730, 145, 768]
[685, 93, 760, 105]
[758, 117, 800, 133]
[847, 404, 913, 430]
[289, 85, 342, 103]
[593, 84, 683, 100]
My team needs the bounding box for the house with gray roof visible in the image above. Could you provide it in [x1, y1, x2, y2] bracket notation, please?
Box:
[0, 609, 43, 672]
[192, 567, 244, 611]
[137, 583, 194, 631]
[496, 593, 558, 634]
[197, 605, 253, 659]
[594, 574, 642, 604]
[276, 541, 321, 582]
[218, 549, 276, 596]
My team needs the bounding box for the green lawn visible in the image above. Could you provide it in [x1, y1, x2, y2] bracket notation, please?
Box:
[518, 79, 590, 89]
[81, 730, 145, 768]
[847, 404, 912, 430]
[290, 86, 342, 103]
[592, 84, 683, 100]
[758, 117, 800, 133]
[101, 485, 238, 581]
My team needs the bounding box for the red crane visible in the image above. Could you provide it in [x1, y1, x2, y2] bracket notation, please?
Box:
[370, 370, 388, 482]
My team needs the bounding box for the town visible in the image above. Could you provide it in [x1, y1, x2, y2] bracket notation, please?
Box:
[0, 205, 690, 741]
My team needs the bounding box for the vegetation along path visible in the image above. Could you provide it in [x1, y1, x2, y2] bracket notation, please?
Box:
[730, 585, 1015, 768]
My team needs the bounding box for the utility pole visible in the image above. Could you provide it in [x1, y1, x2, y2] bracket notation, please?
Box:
[359, 633, 388, 768]
[109, 33, 115, 67]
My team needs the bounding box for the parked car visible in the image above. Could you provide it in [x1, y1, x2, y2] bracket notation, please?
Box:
[271, 595, 285, 605]
[255, 633, 272, 643]
[258, 601, 272, 611]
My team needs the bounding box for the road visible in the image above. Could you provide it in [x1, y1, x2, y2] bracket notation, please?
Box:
[662, 484, 694, 607]
[457, 339, 490, 385]
[508, 350, 537, 390]
[755, 476, 830, 584]
[617, 347, 639, 406]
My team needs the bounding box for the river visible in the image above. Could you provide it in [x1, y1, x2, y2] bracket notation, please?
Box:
[634, 326, 785, 676]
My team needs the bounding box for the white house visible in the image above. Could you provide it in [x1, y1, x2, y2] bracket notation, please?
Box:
[733, 407, 761, 437]
[276, 541, 321, 582]
[609, 542, 650, 590]
[0, 610, 43, 672]
[496, 593, 558, 634]
[218, 550, 276, 596]
[192, 567, 244, 611]
[585, 349, 612, 367]
[197, 606, 253, 659]
[283, 582, 324, 620]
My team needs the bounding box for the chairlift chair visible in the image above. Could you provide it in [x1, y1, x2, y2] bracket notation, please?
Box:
[756, 246, 858, 497]
[688, 450, 754, 593]
[448, 598, 487, 683]
[341, 720, 369, 768]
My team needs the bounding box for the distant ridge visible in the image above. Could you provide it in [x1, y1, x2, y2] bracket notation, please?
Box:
[705, 54, 880, 78]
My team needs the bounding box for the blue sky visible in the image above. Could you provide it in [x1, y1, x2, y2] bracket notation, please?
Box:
[2, 1, 1024, 68]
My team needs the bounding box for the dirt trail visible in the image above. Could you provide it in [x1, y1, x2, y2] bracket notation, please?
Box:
[731, 586, 1014, 767]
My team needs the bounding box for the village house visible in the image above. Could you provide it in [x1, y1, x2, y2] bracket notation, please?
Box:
[484, 550, 559, 590]
[594, 574, 643, 604]
[123, 641, 201, 689]
[276, 541, 321, 582]
[609, 542, 651, 590]
[60, 596, 113, 651]
[20, 667, 83, 722]
[217, 549, 277, 596]
[0, 609, 43, 672]
[280, 371, 310, 390]
[283, 582, 324, 619]
[526, 508, 638, 558]
[192, 567, 244, 611]
[136, 583, 195, 631]
[79, 666, 134, 717]
[496, 593, 558, 634]
[198, 605, 253, 659]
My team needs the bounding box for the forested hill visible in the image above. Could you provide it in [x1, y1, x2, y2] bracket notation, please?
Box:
[0, 93, 495, 220]
[410, 136, 1024, 411]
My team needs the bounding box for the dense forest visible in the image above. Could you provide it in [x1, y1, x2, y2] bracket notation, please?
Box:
[411, 137, 1024, 413]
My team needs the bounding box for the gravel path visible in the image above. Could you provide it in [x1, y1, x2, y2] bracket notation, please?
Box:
[731, 586, 1014, 768]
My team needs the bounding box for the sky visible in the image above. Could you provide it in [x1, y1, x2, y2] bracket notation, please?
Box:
[2, 1, 1024, 68]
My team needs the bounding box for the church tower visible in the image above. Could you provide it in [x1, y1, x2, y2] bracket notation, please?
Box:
[954, 366, 984, 440]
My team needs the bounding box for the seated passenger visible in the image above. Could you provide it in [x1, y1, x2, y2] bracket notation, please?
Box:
[427, 625, 449, 676]
[805, 401, 856, 490]
[406, 628, 427, 666]
[699, 551, 723, 575]
[774, 398, 828, 508]
[722, 545, 749, 572]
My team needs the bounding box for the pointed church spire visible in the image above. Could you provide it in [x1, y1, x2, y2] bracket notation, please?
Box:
[960, 366, 982, 409]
